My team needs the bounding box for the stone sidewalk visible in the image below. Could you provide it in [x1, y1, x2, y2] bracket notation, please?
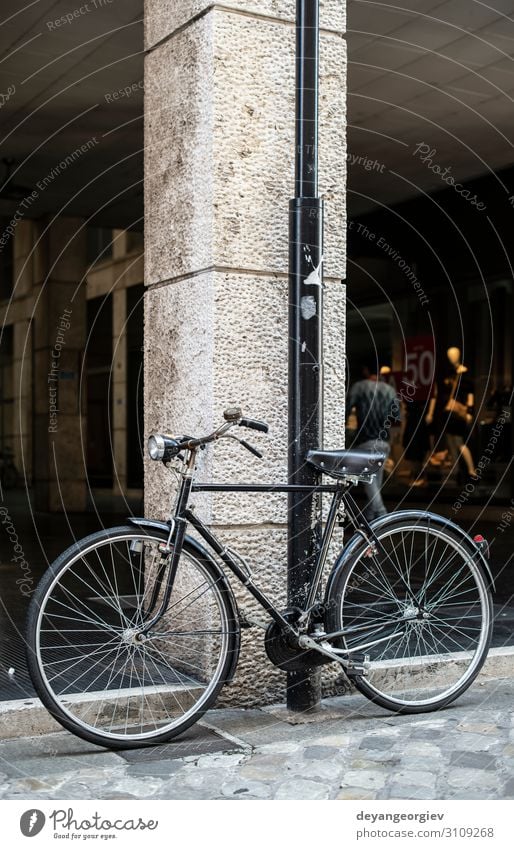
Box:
[0, 676, 512, 801]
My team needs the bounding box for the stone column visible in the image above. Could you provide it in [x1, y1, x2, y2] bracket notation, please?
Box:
[112, 287, 128, 496]
[144, 0, 346, 705]
[12, 320, 32, 484]
[10, 221, 35, 483]
[33, 217, 87, 512]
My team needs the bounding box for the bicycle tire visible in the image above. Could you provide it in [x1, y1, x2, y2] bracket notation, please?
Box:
[26, 525, 240, 748]
[325, 514, 493, 713]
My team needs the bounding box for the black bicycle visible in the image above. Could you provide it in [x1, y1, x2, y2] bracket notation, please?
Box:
[26, 408, 494, 748]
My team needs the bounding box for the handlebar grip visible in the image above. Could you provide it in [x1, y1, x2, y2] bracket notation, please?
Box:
[239, 417, 269, 434]
[240, 439, 263, 459]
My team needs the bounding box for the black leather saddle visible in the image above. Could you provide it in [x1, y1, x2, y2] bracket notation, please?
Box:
[306, 448, 386, 481]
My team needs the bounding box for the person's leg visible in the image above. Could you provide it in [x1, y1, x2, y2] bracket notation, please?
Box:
[445, 433, 460, 479]
[459, 443, 476, 477]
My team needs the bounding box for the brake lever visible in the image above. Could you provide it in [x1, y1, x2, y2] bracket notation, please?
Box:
[240, 439, 263, 459]
[224, 433, 263, 459]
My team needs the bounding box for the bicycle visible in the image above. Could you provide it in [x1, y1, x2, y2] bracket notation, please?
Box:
[26, 407, 494, 748]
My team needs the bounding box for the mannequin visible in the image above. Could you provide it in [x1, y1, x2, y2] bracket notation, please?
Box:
[426, 347, 476, 479]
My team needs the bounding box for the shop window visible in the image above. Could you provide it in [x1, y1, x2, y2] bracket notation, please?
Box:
[126, 284, 144, 489]
[86, 295, 113, 488]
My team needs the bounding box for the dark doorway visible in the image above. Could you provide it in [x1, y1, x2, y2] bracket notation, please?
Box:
[0, 325, 13, 454]
[86, 295, 113, 488]
[126, 285, 144, 489]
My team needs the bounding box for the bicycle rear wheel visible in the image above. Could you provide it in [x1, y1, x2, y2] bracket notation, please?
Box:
[325, 516, 493, 713]
[26, 526, 239, 748]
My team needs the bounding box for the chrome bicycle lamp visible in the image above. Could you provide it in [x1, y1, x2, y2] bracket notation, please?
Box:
[147, 433, 179, 462]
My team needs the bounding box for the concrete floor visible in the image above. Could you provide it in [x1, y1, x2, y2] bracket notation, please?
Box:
[0, 676, 513, 800]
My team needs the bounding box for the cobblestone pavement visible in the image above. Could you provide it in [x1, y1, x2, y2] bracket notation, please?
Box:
[0, 677, 513, 801]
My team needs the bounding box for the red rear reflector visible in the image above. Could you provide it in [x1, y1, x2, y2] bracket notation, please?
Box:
[473, 534, 489, 558]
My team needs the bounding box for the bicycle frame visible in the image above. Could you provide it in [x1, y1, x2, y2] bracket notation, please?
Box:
[139, 447, 378, 636]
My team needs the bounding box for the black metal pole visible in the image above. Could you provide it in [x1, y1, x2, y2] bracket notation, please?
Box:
[287, 0, 324, 713]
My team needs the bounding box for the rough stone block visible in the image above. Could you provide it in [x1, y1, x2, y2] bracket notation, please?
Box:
[145, 1, 346, 51]
[144, 16, 215, 283]
[144, 271, 345, 525]
[144, 0, 347, 709]
[145, 12, 346, 283]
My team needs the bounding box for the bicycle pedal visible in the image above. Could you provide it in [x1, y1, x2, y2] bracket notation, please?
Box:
[239, 611, 253, 629]
[239, 610, 268, 630]
[345, 654, 370, 679]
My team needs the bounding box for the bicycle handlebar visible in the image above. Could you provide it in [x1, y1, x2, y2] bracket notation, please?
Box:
[239, 417, 269, 434]
[148, 410, 269, 462]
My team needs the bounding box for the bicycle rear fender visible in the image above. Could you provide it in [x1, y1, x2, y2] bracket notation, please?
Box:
[127, 517, 241, 684]
[376, 510, 495, 590]
[323, 509, 495, 610]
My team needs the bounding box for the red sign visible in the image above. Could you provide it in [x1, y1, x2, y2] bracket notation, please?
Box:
[381, 336, 435, 402]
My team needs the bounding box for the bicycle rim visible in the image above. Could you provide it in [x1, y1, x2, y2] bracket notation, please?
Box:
[32, 532, 233, 744]
[338, 523, 492, 709]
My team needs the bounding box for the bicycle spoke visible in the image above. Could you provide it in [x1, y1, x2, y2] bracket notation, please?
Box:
[337, 522, 491, 709]
[32, 532, 233, 744]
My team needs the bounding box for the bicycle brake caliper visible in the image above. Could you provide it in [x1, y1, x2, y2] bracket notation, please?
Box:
[158, 519, 176, 556]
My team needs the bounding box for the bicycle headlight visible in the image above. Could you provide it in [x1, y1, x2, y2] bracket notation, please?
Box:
[147, 433, 178, 462]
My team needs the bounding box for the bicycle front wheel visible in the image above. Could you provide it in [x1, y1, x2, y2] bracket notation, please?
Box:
[27, 526, 239, 748]
[325, 516, 493, 713]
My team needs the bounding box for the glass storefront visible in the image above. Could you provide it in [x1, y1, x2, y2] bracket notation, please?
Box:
[346, 164, 514, 508]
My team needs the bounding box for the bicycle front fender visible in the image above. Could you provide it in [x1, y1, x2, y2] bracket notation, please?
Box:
[127, 517, 173, 536]
[127, 517, 241, 684]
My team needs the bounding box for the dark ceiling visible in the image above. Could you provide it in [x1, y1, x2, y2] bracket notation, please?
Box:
[1, 1, 513, 228]
[347, 0, 514, 215]
[0, 0, 143, 229]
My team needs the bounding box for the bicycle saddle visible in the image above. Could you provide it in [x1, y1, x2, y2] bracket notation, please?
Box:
[306, 448, 386, 481]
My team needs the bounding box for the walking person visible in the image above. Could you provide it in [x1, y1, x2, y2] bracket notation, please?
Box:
[346, 362, 400, 520]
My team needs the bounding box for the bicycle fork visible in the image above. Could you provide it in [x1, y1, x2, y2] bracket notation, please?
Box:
[133, 453, 197, 636]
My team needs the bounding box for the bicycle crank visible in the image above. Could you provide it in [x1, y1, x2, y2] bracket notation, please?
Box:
[297, 633, 372, 678]
[264, 609, 332, 672]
